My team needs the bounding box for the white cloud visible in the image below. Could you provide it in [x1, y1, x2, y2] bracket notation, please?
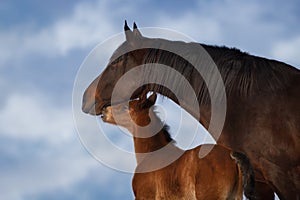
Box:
[271, 36, 300, 68]
[0, 140, 98, 200]
[37, 0, 116, 55]
[155, 0, 295, 62]
[157, 12, 222, 43]
[0, 90, 132, 200]
[0, 0, 131, 66]
[0, 91, 95, 199]
[0, 92, 73, 144]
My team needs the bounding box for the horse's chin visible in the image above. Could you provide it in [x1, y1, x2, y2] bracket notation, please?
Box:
[87, 109, 102, 116]
[95, 102, 111, 116]
[84, 108, 102, 116]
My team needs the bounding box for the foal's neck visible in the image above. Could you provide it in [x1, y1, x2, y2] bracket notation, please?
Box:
[132, 110, 172, 163]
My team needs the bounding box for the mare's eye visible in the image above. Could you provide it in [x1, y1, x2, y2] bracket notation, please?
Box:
[111, 56, 123, 65]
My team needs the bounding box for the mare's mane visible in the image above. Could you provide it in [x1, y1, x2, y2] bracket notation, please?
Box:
[140, 40, 298, 103]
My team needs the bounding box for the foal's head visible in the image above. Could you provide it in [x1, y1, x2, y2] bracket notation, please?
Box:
[102, 93, 157, 129]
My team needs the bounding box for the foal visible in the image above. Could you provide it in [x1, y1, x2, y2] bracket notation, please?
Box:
[102, 93, 255, 200]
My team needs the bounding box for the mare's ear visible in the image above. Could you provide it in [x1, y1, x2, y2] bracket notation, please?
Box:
[124, 20, 133, 41]
[124, 20, 142, 45]
[133, 22, 143, 38]
[140, 93, 157, 109]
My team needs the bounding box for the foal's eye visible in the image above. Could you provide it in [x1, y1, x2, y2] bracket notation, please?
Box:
[121, 105, 128, 110]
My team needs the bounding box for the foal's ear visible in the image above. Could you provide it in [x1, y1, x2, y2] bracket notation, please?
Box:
[147, 93, 157, 106]
[133, 22, 142, 38]
[124, 20, 133, 41]
[140, 93, 157, 109]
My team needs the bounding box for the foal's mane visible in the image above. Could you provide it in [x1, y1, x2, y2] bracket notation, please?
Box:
[150, 106, 173, 143]
[141, 39, 298, 103]
[161, 124, 173, 143]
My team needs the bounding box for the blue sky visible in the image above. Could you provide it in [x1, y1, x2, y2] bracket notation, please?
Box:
[0, 0, 299, 199]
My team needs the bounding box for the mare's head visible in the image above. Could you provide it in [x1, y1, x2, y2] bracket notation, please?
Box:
[102, 93, 157, 129]
[82, 21, 148, 115]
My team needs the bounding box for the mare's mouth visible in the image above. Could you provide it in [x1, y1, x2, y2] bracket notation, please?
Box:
[100, 102, 111, 118]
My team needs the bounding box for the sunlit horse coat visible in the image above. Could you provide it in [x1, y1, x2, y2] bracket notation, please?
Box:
[102, 93, 255, 200]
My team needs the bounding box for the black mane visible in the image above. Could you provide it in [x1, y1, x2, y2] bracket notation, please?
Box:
[142, 42, 299, 103]
[161, 124, 173, 143]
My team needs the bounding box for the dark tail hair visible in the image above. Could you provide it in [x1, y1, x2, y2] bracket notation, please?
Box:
[230, 151, 256, 200]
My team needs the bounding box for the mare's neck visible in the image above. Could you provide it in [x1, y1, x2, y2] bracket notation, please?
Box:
[142, 41, 229, 140]
[147, 75, 213, 131]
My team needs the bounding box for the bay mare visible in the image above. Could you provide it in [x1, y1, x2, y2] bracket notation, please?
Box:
[82, 22, 300, 199]
[102, 93, 255, 200]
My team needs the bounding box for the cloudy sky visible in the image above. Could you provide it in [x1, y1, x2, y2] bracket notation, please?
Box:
[1, 0, 299, 199]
